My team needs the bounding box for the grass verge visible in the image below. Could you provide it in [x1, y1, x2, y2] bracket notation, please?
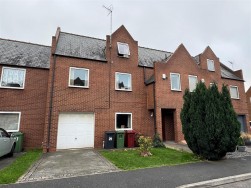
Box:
[100, 147, 200, 170]
[0, 149, 42, 184]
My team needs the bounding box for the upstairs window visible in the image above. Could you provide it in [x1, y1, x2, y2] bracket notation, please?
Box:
[230, 86, 239, 99]
[170, 73, 181, 91]
[115, 72, 132, 91]
[0, 67, 26, 89]
[117, 42, 130, 57]
[207, 59, 215, 71]
[69, 67, 89, 88]
[188, 75, 198, 92]
[0, 112, 21, 132]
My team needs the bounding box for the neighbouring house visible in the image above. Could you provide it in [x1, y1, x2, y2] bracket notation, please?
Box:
[0, 25, 250, 152]
[0, 38, 50, 149]
[246, 87, 251, 126]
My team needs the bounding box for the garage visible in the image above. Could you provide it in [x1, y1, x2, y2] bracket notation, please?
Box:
[56, 113, 95, 149]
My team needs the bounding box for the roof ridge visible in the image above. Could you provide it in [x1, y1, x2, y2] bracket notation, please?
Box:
[0, 38, 51, 48]
[60, 32, 106, 42]
[139, 46, 172, 54]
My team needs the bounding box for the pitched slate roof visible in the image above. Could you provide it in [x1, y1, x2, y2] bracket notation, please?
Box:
[55, 32, 106, 61]
[138, 47, 172, 67]
[0, 38, 51, 69]
[55, 32, 172, 67]
[221, 64, 243, 81]
[54, 31, 242, 81]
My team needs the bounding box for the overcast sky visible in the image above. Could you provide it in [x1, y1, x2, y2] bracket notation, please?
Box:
[1, 0, 251, 90]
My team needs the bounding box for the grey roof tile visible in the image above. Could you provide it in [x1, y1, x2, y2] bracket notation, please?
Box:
[55, 32, 107, 61]
[0, 38, 51, 69]
[220, 65, 243, 81]
[138, 47, 172, 67]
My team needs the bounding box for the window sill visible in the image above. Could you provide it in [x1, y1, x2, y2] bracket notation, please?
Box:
[115, 128, 132, 131]
[231, 97, 240, 100]
[115, 89, 132, 92]
[0, 86, 24, 90]
[171, 89, 182, 92]
[69, 85, 89, 89]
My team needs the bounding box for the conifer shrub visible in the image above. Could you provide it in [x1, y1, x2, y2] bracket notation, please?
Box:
[153, 133, 165, 148]
[180, 82, 240, 160]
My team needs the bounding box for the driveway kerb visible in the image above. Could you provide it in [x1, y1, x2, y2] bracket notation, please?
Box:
[177, 173, 251, 188]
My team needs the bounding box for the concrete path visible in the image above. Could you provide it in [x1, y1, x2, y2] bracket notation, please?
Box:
[18, 149, 119, 183]
[164, 141, 192, 153]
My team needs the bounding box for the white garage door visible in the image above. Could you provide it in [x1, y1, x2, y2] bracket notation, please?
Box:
[57, 113, 95, 149]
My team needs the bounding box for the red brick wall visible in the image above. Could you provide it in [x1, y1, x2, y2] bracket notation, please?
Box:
[0, 65, 49, 149]
[43, 26, 154, 151]
[246, 87, 251, 123]
[154, 44, 249, 142]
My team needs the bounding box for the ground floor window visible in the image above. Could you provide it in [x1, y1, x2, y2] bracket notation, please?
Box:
[0, 112, 21, 132]
[115, 113, 132, 130]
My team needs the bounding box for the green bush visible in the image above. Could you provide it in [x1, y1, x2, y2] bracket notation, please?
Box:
[180, 82, 240, 160]
[153, 133, 165, 148]
[138, 136, 153, 157]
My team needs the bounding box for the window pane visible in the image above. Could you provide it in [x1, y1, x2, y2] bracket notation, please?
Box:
[117, 43, 130, 56]
[70, 68, 88, 87]
[207, 59, 215, 71]
[116, 114, 131, 129]
[116, 73, 131, 90]
[171, 74, 180, 90]
[1, 68, 25, 88]
[189, 76, 197, 92]
[230, 87, 238, 99]
[0, 113, 19, 131]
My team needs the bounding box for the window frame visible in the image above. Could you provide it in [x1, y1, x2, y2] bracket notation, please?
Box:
[0, 67, 26, 89]
[188, 75, 198, 92]
[115, 72, 132, 91]
[68, 67, 89, 88]
[230, 85, 240, 99]
[0, 111, 21, 132]
[115, 112, 132, 131]
[170, 73, 181, 91]
[207, 59, 215, 72]
[117, 42, 130, 57]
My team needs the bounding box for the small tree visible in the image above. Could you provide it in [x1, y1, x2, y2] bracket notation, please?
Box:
[138, 136, 153, 157]
[181, 82, 240, 160]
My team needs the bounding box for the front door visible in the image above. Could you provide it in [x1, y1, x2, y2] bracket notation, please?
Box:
[237, 115, 246, 132]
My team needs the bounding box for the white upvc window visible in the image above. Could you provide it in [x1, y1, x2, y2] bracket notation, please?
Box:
[230, 86, 239, 99]
[117, 42, 130, 57]
[115, 72, 132, 91]
[170, 73, 181, 91]
[115, 113, 132, 130]
[207, 59, 215, 71]
[0, 112, 21, 132]
[69, 67, 89, 88]
[0, 67, 26, 89]
[188, 75, 198, 92]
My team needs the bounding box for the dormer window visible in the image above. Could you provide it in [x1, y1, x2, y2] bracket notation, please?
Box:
[207, 59, 215, 71]
[117, 42, 130, 57]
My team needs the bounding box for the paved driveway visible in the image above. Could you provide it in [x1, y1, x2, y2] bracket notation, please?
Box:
[18, 149, 119, 183]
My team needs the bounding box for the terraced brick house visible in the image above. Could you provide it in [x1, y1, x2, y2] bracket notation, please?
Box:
[246, 87, 251, 126]
[0, 39, 50, 149]
[0, 25, 250, 151]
